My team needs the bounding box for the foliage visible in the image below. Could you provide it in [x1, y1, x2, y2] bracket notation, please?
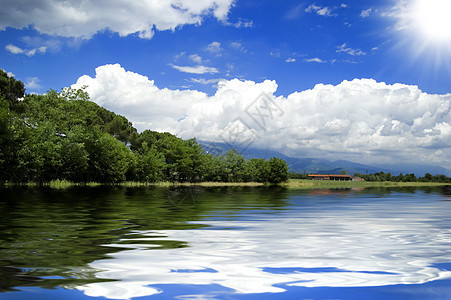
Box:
[268, 157, 289, 184]
[353, 171, 451, 183]
[0, 74, 290, 184]
[288, 172, 309, 179]
[0, 69, 25, 111]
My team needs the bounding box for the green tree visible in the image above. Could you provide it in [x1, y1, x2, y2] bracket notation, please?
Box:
[0, 96, 19, 181]
[268, 157, 289, 184]
[386, 172, 392, 181]
[86, 131, 132, 183]
[60, 86, 90, 101]
[244, 158, 270, 183]
[136, 142, 166, 182]
[60, 140, 89, 182]
[224, 149, 247, 182]
[422, 172, 433, 182]
[201, 154, 227, 182]
[0, 69, 25, 111]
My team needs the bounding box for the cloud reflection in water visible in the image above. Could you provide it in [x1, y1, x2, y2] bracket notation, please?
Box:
[78, 193, 451, 299]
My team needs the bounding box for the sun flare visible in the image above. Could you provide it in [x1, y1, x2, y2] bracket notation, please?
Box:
[413, 0, 451, 42]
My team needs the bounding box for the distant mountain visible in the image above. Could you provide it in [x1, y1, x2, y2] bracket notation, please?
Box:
[373, 164, 451, 177]
[199, 141, 451, 177]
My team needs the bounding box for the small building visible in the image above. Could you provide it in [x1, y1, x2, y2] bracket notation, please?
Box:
[308, 174, 352, 181]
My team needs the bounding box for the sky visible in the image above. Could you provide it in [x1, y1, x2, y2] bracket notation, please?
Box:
[1, 0, 451, 167]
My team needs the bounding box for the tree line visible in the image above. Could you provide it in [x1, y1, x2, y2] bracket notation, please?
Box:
[288, 171, 450, 183]
[0, 70, 288, 184]
[353, 171, 451, 183]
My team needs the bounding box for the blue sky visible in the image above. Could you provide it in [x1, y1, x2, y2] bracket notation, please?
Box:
[1, 0, 451, 167]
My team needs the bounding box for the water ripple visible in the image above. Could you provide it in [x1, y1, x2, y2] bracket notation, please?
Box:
[78, 192, 451, 299]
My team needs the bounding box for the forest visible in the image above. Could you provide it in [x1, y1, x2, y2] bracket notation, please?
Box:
[352, 171, 451, 183]
[0, 70, 289, 184]
[288, 171, 451, 183]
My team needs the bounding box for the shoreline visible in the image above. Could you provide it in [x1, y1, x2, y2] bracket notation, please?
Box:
[283, 179, 451, 189]
[1, 179, 450, 189]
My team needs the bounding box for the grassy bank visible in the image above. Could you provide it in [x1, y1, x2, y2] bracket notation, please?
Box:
[2, 179, 449, 189]
[283, 179, 451, 189]
[1, 180, 265, 189]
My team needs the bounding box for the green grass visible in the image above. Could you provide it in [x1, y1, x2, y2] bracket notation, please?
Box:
[2, 180, 102, 189]
[2, 179, 449, 189]
[283, 179, 451, 189]
[1, 180, 265, 189]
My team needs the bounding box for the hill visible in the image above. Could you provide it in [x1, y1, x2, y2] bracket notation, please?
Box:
[200, 142, 451, 177]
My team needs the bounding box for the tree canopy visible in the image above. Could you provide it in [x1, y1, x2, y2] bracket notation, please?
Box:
[0, 73, 289, 184]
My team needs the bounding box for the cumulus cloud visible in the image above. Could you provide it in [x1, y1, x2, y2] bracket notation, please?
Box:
[0, 0, 235, 39]
[285, 58, 296, 63]
[5, 43, 47, 56]
[5, 44, 23, 55]
[305, 57, 326, 63]
[336, 43, 366, 56]
[360, 8, 373, 18]
[25, 77, 42, 90]
[72, 64, 451, 166]
[189, 54, 203, 64]
[169, 64, 219, 74]
[305, 4, 336, 17]
[206, 41, 223, 54]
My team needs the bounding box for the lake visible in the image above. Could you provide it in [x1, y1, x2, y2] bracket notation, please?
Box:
[1, 186, 451, 299]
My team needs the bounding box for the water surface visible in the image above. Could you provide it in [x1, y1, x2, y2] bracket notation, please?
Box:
[1, 186, 451, 299]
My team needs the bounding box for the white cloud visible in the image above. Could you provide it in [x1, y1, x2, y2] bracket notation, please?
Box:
[5, 43, 47, 56]
[230, 42, 242, 49]
[5, 44, 23, 55]
[360, 8, 373, 18]
[1, 68, 16, 78]
[72, 64, 451, 166]
[305, 57, 326, 63]
[169, 64, 219, 74]
[285, 58, 296, 63]
[230, 42, 247, 53]
[270, 51, 281, 58]
[232, 19, 254, 28]
[305, 4, 336, 17]
[341, 4, 348, 8]
[21, 35, 63, 52]
[0, 0, 235, 39]
[189, 78, 224, 85]
[206, 41, 223, 54]
[337, 43, 366, 56]
[78, 202, 451, 299]
[189, 54, 202, 64]
[25, 77, 41, 90]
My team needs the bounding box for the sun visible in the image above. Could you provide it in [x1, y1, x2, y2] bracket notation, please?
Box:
[392, 0, 451, 69]
[412, 0, 451, 42]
